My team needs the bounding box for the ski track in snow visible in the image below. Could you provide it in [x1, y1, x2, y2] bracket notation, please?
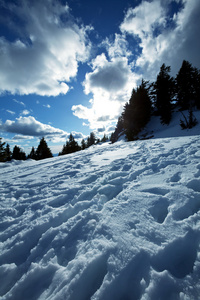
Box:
[1, 136, 200, 299]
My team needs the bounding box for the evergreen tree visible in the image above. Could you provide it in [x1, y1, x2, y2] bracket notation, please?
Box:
[59, 141, 69, 156]
[28, 147, 37, 159]
[110, 115, 124, 143]
[0, 138, 6, 162]
[192, 66, 200, 109]
[101, 134, 109, 143]
[59, 134, 80, 155]
[5, 144, 12, 161]
[87, 132, 96, 147]
[81, 139, 86, 150]
[154, 64, 175, 124]
[12, 145, 26, 160]
[176, 60, 196, 110]
[68, 133, 81, 153]
[90, 132, 96, 146]
[86, 136, 90, 148]
[123, 80, 152, 140]
[36, 137, 53, 160]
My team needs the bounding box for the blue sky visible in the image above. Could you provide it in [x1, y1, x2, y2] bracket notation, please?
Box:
[0, 0, 200, 154]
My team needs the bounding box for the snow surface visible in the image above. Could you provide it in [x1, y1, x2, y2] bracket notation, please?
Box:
[140, 110, 200, 139]
[1, 121, 200, 299]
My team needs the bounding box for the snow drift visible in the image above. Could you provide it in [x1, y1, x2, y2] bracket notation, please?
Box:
[1, 125, 200, 299]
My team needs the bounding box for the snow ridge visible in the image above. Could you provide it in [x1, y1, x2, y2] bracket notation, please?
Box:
[1, 136, 200, 299]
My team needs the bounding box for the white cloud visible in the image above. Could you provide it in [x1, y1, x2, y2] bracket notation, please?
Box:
[72, 53, 140, 131]
[13, 99, 25, 106]
[43, 104, 51, 109]
[120, 0, 200, 79]
[72, 104, 92, 120]
[6, 110, 15, 115]
[102, 34, 131, 59]
[120, 1, 166, 38]
[0, 0, 91, 96]
[21, 109, 30, 115]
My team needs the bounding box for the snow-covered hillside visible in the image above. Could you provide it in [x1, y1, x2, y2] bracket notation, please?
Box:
[1, 123, 200, 299]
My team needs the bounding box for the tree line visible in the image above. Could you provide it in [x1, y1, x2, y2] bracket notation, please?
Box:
[111, 60, 200, 142]
[58, 132, 109, 156]
[0, 133, 109, 162]
[0, 137, 53, 162]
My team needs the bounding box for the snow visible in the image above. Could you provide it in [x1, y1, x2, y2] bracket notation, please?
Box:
[1, 118, 200, 299]
[140, 110, 200, 139]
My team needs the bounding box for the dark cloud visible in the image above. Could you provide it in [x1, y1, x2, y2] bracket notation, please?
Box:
[12, 135, 33, 140]
[0, 116, 84, 144]
[0, 116, 68, 138]
[97, 127, 106, 133]
[97, 115, 112, 122]
[70, 132, 84, 139]
[107, 125, 116, 132]
[86, 59, 130, 92]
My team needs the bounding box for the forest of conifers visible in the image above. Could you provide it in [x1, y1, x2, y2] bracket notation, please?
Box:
[0, 59, 199, 162]
[111, 60, 200, 143]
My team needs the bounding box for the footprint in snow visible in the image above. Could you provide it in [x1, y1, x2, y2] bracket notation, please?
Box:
[173, 195, 200, 221]
[149, 197, 169, 224]
[151, 230, 199, 279]
[187, 179, 200, 193]
[141, 187, 169, 196]
[170, 172, 181, 183]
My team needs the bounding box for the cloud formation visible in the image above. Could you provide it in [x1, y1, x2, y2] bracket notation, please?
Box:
[121, 0, 200, 78]
[6, 110, 15, 115]
[121, 0, 165, 37]
[84, 54, 131, 93]
[0, 116, 68, 139]
[73, 53, 139, 131]
[0, 0, 91, 96]
[21, 110, 30, 115]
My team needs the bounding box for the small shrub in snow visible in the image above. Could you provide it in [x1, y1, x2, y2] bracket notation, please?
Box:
[180, 110, 198, 130]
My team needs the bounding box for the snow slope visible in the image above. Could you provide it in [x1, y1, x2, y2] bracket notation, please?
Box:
[1, 134, 200, 299]
[139, 110, 200, 140]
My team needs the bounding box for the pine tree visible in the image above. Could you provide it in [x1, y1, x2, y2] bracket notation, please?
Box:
[68, 133, 81, 153]
[87, 132, 96, 147]
[28, 147, 37, 159]
[0, 138, 6, 162]
[90, 132, 96, 146]
[154, 64, 175, 124]
[5, 144, 12, 161]
[101, 134, 109, 143]
[192, 66, 200, 109]
[110, 115, 124, 143]
[12, 145, 26, 160]
[36, 137, 53, 160]
[176, 60, 195, 110]
[59, 134, 81, 155]
[86, 136, 90, 148]
[59, 143, 66, 156]
[123, 80, 152, 140]
[81, 139, 86, 150]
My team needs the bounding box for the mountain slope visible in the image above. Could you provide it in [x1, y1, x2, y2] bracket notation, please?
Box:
[1, 133, 200, 299]
[139, 109, 200, 139]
